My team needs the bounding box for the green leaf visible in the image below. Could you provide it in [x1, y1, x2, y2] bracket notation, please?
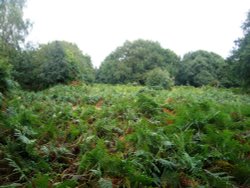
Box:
[98, 178, 113, 188]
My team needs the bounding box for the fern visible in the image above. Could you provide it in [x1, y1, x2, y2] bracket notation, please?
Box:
[98, 178, 113, 188]
[204, 169, 234, 187]
[178, 152, 202, 174]
[29, 174, 50, 188]
[5, 156, 28, 182]
[0, 183, 23, 188]
[137, 94, 159, 117]
[53, 180, 77, 188]
[14, 129, 36, 145]
[2, 83, 250, 187]
[0, 92, 3, 107]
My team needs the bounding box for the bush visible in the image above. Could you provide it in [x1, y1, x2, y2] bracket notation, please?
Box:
[145, 68, 173, 89]
[0, 58, 12, 94]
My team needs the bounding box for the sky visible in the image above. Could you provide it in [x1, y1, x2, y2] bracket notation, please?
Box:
[24, 0, 250, 67]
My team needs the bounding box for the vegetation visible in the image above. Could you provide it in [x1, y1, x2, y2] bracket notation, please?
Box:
[1, 0, 250, 187]
[0, 0, 31, 48]
[145, 68, 173, 89]
[1, 1, 95, 91]
[12, 41, 95, 90]
[0, 57, 12, 94]
[230, 11, 250, 89]
[0, 84, 250, 187]
[97, 39, 180, 85]
[0, 0, 30, 95]
[176, 50, 226, 87]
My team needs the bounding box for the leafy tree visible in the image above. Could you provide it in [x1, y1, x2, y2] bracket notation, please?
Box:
[230, 11, 250, 88]
[145, 68, 173, 89]
[176, 50, 226, 87]
[220, 58, 241, 88]
[97, 39, 180, 84]
[0, 0, 30, 94]
[0, 57, 12, 94]
[0, 0, 31, 49]
[20, 41, 95, 90]
[11, 47, 37, 89]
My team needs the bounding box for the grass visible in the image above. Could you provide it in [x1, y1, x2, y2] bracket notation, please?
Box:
[0, 83, 250, 187]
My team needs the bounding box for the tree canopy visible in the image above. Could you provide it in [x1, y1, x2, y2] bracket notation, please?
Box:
[176, 50, 226, 87]
[0, 0, 30, 94]
[13, 41, 95, 90]
[0, 0, 248, 91]
[230, 11, 250, 88]
[97, 39, 180, 84]
[0, 56, 12, 94]
[0, 0, 30, 48]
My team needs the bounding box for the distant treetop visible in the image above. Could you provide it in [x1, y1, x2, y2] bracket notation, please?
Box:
[97, 39, 180, 85]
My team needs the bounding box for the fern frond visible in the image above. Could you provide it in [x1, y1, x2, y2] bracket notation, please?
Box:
[14, 129, 36, 145]
[5, 157, 28, 181]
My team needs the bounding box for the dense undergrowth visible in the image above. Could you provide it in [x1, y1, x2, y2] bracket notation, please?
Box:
[0, 83, 250, 187]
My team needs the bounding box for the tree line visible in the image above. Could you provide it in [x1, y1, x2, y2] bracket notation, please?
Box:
[0, 0, 250, 94]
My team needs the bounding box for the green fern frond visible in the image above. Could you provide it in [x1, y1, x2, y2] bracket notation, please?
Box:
[5, 157, 28, 181]
[98, 178, 113, 188]
[14, 129, 36, 145]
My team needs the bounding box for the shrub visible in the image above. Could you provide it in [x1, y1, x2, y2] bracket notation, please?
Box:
[145, 68, 173, 89]
[0, 58, 12, 94]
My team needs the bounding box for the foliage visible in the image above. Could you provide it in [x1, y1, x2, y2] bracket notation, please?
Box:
[0, 0, 31, 94]
[0, 1, 249, 186]
[0, 0, 31, 48]
[0, 84, 250, 187]
[97, 39, 180, 84]
[0, 57, 12, 94]
[10, 48, 36, 90]
[0, 92, 2, 107]
[219, 58, 241, 88]
[13, 41, 95, 90]
[176, 50, 226, 87]
[230, 11, 250, 88]
[146, 68, 174, 89]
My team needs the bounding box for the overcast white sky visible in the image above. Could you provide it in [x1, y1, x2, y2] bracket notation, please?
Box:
[24, 0, 249, 67]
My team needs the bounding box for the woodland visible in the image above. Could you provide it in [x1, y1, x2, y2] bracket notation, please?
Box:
[0, 1, 250, 187]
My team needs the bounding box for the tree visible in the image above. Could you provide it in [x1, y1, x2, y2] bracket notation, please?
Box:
[0, 0, 30, 49]
[97, 39, 180, 84]
[11, 47, 38, 89]
[19, 41, 95, 90]
[176, 50, 226, 87]
[145, 68, 173, 89]
[0, 0, 30, 94]
[230, 11, 250, 88]
[220, 57, 241, 88]
[0, 56, 12, 94]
